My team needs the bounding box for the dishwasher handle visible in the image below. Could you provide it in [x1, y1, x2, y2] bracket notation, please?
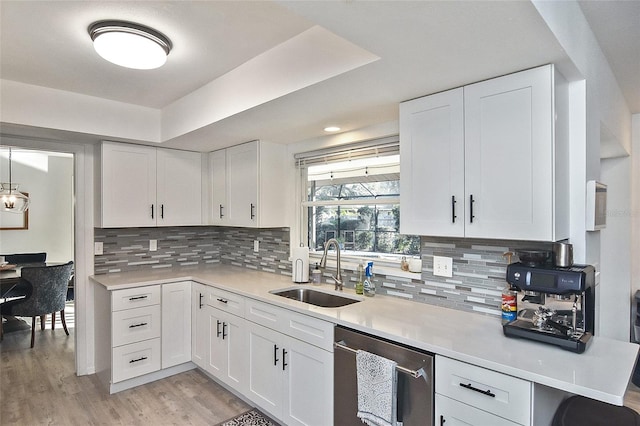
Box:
[333, 340, 428, 381]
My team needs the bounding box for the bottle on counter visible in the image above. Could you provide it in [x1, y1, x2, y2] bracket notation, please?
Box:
[363, 261, 375, 297]
[355, 261, 364, 295]
[311, 263, 322, 285]
[501, 283, 518, 324]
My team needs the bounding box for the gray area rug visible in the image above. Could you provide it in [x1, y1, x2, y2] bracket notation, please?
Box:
[216, 409, 279, 426]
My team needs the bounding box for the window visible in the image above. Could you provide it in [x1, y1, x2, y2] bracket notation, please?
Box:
[296, 138, 420, 260]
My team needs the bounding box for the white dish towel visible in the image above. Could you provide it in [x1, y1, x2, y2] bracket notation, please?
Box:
[355, 349, 398, 426]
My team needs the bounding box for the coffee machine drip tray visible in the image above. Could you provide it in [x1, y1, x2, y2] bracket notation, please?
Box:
[503, 313, 592, 353]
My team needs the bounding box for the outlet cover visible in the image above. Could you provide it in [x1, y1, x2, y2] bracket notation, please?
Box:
[433, 255, 453, 278]
[254, 240, 260, 252]
[149, 239, 158, 252]
[94, 242, 103, 255]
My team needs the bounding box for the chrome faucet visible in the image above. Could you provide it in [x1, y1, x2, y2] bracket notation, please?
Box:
[320, 238, 343, 291]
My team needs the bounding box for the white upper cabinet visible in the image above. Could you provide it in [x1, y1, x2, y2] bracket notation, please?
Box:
[208, 140, 290, 228]
[400, 87, 465, 237]
[400, 64, 568, 241]
[98, 142, 202, 228]
[156, 149, 203, 226]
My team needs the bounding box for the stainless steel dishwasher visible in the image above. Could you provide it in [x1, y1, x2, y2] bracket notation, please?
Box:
[334, 325, 434, 425]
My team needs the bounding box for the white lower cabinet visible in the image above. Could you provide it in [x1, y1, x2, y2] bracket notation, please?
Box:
[435, 394, 519, 426]
[247, 321, 333, 426]
[162, 281, 192, 369]
[435, 355, 531, 426]
[95, 282, 194, 394]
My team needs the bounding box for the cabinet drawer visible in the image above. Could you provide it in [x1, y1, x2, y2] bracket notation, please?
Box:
[245, 298, 333, 351]
[435, 356, 531, 425]
[112, 285, 161, 311]
[112, 338, 161, 383]
[205, 286, 245, 317]
[435, 394, 519, 426]
[112, 305, 161, 347]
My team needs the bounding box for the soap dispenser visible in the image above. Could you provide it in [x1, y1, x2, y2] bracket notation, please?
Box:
[363, 261, 375, 297]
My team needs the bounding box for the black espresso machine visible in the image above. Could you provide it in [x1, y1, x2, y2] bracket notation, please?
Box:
[504, 262, 595, 353]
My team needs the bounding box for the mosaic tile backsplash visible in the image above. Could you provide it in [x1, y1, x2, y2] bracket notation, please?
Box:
[94, 226, 551, 317]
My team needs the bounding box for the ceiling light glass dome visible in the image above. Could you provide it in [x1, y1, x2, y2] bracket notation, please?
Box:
[89, 20, 172, 70]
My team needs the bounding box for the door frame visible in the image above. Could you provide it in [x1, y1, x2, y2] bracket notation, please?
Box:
[0, 134, 95, 375]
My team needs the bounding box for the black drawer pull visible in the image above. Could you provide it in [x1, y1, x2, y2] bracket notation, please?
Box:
[216, 298, 228, 304]
[273, 344, 279, 366]
[469, 194, 475, 223]
[250, 203, 256, 220]
[219, 204, 224, 219]
[129, 356, 147, 364]
[459, 382, 495, 397]
[129, 322, 147, 328]
[222, 322, 227, 340]
[199, 293, 204, 309]
[451, 195, 457, 223]
[440, 415, 446, 425]
[129, 295, 148, 301]
[282, 348, 288, 371]
[216, 320, 222, 338]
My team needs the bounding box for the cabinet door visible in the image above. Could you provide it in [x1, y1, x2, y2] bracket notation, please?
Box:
[400, 88, 465, 237]
[435, 394, 519, 426]
[226, 141, 258, 227]
[191, 283, 209, 369]
[157, 149, 202, 226]
[209, 149, 227, 225]
[247, 322, 284, 418]
[220, 311, 248, 394]
[101, 142, 156, 227]
[282, 336, 333, 426]
[162, 281, 192, 368]
[464, 66, 553, 240]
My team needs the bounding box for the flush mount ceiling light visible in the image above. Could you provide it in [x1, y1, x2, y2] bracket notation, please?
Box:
[324, 126, 341, 133]
[0, 147, 30, 213]
[89, 20, 172, 70]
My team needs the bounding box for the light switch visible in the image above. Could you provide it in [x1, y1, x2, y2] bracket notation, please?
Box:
[149, 239, 158, 252]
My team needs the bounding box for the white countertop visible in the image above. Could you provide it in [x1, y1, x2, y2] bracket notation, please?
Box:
[90, 265, 639, 406]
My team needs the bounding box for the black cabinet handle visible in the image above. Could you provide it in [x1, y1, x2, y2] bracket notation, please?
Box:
[451, 195, 457, 223]
[219, 204, 224, 219]
[199, 293, 203, 309]
[216, 320, 222, 338]
[469, 194, 475, 223]
[128, 322, 147, 328]
[459, 382, 495, 398]
[161, 204, 164, 219]
[151, 204, 154, 219]
[250, 203, 255, 220]
[216, 298, 228, 304]
[282, 348, 288, 371]
[440, 415, 446, 425]
[129, 295, 148, 301]
[273, 344, 279, 366]
[222, 322, 228, 340]
[130, 356, 147, 364]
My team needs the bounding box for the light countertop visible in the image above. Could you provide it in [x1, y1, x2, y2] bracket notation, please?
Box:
[90, 264, 639, 406]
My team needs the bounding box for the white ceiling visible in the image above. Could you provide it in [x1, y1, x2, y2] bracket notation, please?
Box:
[0, 1, 638, 152]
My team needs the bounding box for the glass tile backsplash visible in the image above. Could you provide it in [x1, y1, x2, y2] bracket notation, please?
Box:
[94, 226, 551, 317]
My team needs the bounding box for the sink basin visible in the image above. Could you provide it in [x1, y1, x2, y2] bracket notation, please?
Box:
[270, 287, 361, 308]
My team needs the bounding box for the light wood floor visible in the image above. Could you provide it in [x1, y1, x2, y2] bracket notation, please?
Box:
[0, 320, 250, 425]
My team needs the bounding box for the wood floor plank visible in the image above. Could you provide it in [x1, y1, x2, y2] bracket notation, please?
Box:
[1, 323, 250, 425]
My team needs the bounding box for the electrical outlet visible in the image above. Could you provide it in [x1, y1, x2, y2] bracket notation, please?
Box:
[254, 240, 260, 252]
[149, 239, 158, 252]
[94, 241, 103, 255]
[433, 255, 453, 278]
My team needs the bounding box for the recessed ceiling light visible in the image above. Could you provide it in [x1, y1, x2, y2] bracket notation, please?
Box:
[88, 20, 172, 70]
[324, 126, 341, 132]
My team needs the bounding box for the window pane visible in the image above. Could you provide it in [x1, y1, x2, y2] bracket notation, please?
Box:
[308, 204, 420, 255]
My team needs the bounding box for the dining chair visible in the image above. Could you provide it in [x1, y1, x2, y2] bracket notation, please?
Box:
[3, 252, 47, 264]
[0, 261, 73, 347]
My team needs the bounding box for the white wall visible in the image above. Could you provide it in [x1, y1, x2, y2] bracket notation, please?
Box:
[600, 156, 631, 340]
[0, 149, 74, 263]
[532, 0, 633, 340]
[631, 114, 640, 340]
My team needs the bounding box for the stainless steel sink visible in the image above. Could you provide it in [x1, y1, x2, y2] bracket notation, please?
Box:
[270, 287, 361, 308]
